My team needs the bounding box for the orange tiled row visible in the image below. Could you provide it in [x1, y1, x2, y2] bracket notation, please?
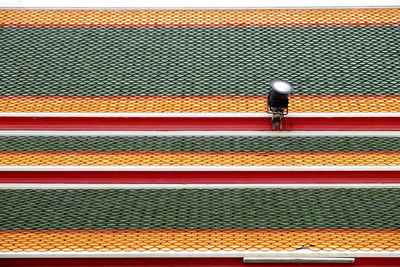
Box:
[0, 9, 399, 27]
[0, 95, 399, 113]
[0, 151, 399, 166]
[1, 229, 399, 252]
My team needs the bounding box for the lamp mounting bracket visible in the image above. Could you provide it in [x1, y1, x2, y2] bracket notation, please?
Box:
[271, 114, 284, 131]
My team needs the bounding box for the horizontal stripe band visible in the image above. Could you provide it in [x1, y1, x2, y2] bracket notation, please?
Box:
[0, 9, 398, 27]
[1, 95, 399, 113]
[1, 113, 400, 117]
[1, 251, 400, 259]
[1, 166, 398, 171]
[0, 136, 398, 152]
[3, 183, 400, 189]
[1, 27, 399, 96]
[1, 188, 399, 230]
[0, 229, 399, 252]
[2, 130, 400, 136]
[5, 229, 397, 233]
[0, 151, 398, 166]
[0, 171, 399, 184]
[3, 23, 400, 28]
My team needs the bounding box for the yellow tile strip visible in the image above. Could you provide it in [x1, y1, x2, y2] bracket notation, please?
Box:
[0, 151, 399, 166]
[0, 9, 399, 27]
[1, 229, 399, 252]
[0, 95, 399, 113]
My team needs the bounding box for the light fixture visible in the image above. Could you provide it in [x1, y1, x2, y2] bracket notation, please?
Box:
[267, 79, 294, 130]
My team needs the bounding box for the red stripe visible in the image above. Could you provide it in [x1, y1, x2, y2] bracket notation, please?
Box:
[0, 171, 399, 183]
[1, 22, 399, 28]
[0, 117, 399, 131]
[1, 258, 399, 267]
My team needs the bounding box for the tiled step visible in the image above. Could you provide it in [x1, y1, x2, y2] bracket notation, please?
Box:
[0, 132, 398, 170]
[1, 9, 399, 116]
[0, 186, 399, 255]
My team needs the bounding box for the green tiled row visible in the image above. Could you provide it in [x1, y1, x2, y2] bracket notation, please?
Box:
[0, 188, 399, 230]
[0, 136, 399, 152]
[1, 27, 399, 96]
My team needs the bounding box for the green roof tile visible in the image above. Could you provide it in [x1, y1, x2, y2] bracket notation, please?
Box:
[1, 188, 399, 230]
[0, 135, 399, 152]
[1, 27, 399, 96]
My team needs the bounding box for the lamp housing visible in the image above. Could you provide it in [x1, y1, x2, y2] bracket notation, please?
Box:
[267, 79, 294, 115]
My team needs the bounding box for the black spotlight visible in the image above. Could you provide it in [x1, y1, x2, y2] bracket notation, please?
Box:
[267, 79, 294, 115]
[267, 79, 294, 130]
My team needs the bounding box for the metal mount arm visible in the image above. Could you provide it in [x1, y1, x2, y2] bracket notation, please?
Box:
[271, 114, 284, 131]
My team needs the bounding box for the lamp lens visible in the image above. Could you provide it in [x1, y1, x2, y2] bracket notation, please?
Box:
[271, 80, 294, 94]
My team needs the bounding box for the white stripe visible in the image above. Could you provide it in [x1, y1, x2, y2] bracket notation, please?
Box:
[1, 6, 399, 10]
[0, 250, 399, 258]
[2, 183, 400, 189]
[0, 0, 398, 9]
[0, 166, 399, 171]
[1, 112, 400, 117]
[243, 257, 355, 264]
[0, 130, 399, 136]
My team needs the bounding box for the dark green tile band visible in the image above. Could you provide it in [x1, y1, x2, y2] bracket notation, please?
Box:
[0, 188, 399, 230]
[1, 27, 399, 96]
[0, 136, 399, 152]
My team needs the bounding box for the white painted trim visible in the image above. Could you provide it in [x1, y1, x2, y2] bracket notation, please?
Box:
[2, 183, 400, 189]
[1, 130, 400, 136]
[1, 112, 400, 117]
[0, 166, 399, 171]
[0, 250, 399, 258]
[1, 6, 400, 10]
[287, 113, 400, 118]
[243, 257, 355, 264]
